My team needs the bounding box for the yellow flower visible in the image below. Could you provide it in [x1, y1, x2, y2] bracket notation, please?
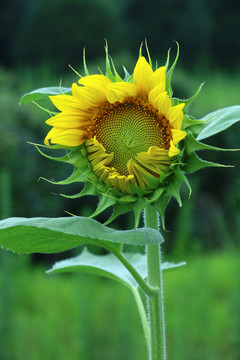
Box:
[45, 57, 187, 194]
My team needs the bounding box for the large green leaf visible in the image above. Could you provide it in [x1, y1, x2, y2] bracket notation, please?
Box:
[47, 249, 186, 289]
[197, 106, 240, 141]
[20, 87, 71, 105]
[0, 217, 163, 254]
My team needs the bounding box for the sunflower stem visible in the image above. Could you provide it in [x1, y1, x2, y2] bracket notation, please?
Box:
[144, 205, 167, 360]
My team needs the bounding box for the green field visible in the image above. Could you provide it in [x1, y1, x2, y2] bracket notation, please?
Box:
[0, 250, 239, 360]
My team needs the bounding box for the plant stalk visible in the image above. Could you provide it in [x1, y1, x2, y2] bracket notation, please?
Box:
[144, 205, 166, 360]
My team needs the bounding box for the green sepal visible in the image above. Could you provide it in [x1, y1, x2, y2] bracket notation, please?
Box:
[182, 114, 206, 132]
[165, 169, 183, 206]
[172, 82, 204, 114]
[82, 47, 90, 76]
[109, 56, 123, 82]
[148, 186, 166, 203]
[104, 42, 117, 82]
[123, 66, 131, 81]
[90, 194, 117, 219]
[183, 152, 231, 174]
[184, 133, 239, 154]
[20, 87, 71, 105]
[152, 194, 171, 230]
[60, 182, 98, 199]
[166, 42, 179, 97]
[132, 198, 147, 228]
[104, 203, 132, 226]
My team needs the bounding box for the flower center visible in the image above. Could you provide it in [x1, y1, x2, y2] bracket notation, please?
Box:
[92, 97, 172, 176]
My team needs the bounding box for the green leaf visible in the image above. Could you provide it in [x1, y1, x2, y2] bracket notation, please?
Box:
[47, 249, 186, 289]
[0, 217, 163, 254]
[20, 87, 71, 105]
[197, 106, 240, 141]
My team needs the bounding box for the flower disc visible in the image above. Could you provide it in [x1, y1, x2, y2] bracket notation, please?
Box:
[94, 97, 172, 176]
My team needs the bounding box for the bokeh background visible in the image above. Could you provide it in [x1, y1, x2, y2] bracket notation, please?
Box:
[0, 0, 239, 359]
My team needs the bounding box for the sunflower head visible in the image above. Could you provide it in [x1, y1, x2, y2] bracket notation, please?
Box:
[39, 44, 220, 227]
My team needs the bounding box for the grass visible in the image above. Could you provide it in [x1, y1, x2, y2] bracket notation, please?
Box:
[0, 250, 239, 360]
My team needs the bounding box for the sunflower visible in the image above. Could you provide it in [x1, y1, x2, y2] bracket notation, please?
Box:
[45, 56, 187, 194]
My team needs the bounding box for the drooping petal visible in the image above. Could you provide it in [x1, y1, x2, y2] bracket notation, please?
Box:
[106, 82, 138, 103]
[46, 111, 91, 129]
[168, 140, 181, 157]
[86, 138, 135, 193]
[133, 56, 153, 97]
[166, 103, 185, 130]
[86, 137, 114, 170]
[127, 158, 151, 190]
[171, 129, 187, 145]
[108, 173, 134, 193]
[136, 146, 172, 174]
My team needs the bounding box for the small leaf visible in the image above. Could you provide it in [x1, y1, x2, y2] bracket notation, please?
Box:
[197, 106, 240, 141]
[20, 87, 71, 105]
[0, 217, 163, 254]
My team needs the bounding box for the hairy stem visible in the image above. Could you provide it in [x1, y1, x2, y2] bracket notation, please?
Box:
[144, 205, 166, 360]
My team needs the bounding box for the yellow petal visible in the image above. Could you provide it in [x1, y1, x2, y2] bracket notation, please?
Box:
[151, 66, 166, 90]
[157, 92, 172, 115]
[72, 75, 111, 107]
[166, 103, 185, 130]
[72, 83, 107, 107]
[171, 129, 187, 145]
[45, 127, 86, 147]
[46, 111, 91, 129]
[108, 173, 134, 193]
[86, 137, 113, 169]
[50, 94, 90, 112]
[133, 56, 153, 97]
[148, 83, 166, 108]
[78, 74, 111, 88]
[106, 82, 138, 103]
[168, 140, 180, 157]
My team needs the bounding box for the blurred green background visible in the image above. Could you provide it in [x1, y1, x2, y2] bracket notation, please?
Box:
[0, 0, 239, 359]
